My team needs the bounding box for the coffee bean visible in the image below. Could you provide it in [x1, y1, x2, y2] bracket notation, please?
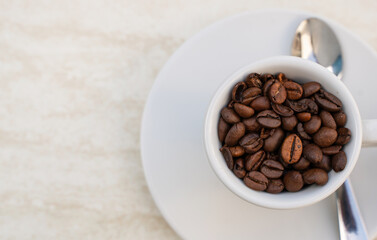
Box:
[282, 115, 298, 131]
[322, 145, 342, 155]
[283, 81, 303, 100]
[256, 110, 281, 128]
[261, 160, 284, 178]
[296, 112, 311, 122]
[300, 98, 319, 114]
[250, 96, 271, 111]
[220, 147, 234, 169]
[293, 157, 310, 170]
[232, 81, 247, 102]
[304, 115, 321, 134]
[269, 81, 287, 104]
[320, 111, 337, 129]
[260, 128, 274, 139]
[314, 155, 332, 172]
[332, 151, 347, 172]
[315, 90, 342, 112]
[271, 103, 294, 117]
[261, 73, 275, 82]
[333, 111, 347, 127]
[242, 116, 261, 132]
[303, 168, 328, 185]
[266, 152, 279, 161]
[264, 127, 284, 152]
[302, 139, 311, 146]
[285, 99, 308, 112]
[221, 107, 240, 124]
[336, 128, 351, 145]
[245, 73, 263, 88]
[297, 122, 312, 140]
[313, 127, 338, 147]
[283, 171, 304, 192]
[266, 179, 284, 193]
[276, 72, 286, 82]
[218, 117, 230, 143]
[281, 134, 303, 164]
[263, 79, 275, 96]
[239, 133, 264, 153]
[224, 122, 246, 146]
[241, 87, 262, 105]
[244, 171, 269, 191]
[233, 158, 246, 178]
[303, 82, 321, 97]
[229, 146, 245, 157]
[245, 150, 266, 171]
[303, 144, 323, 164]
[234, 103, 255, 118]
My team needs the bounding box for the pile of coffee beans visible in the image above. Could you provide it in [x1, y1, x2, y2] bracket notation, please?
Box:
[218, 73, 351, 193]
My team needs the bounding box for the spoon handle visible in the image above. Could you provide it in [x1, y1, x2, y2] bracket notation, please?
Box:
[336, 179, 369, 240]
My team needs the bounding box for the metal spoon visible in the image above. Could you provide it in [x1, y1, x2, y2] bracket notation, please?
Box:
[291, 18, 369, 240]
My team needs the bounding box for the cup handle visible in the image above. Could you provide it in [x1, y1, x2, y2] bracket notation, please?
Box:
[362, 119, 377, 147]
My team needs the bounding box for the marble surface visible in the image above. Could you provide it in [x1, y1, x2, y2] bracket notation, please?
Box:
[0, 0, 376, 239]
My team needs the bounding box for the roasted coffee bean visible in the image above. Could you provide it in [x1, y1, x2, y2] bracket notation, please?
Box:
[264, 127, 284, 152]
[276, 72, 286, 82]
[333, 111, 347, 127]
[297, 122, 312, 140]
[266, 179, 284, 193]
[220, 147, 234, 169]
[302, 139, 311, 146]
[304, 115, 321, 134]
[261, 73, 275, 82]
[229, 146, 245, 157]
[303, 82, 321, 97]
[256, 110, 281, 128]
[227, 100, 234, 108]
[250, 96, 271, 111]
[332, 151, 347, 172]
[242, 116, 261, 132]
[263, 79, 276, 96]
[271, 103, 294, 117]
[244, 171, 268, 191]
[239, 133, 264, 154]
[303, 144, 323, 164]
[315, 90, 342, 112]
[218, 117, 230, 143]
[232, 81, 247, 102]
[283, 81, 303, 100]
[246, 156, 259, 171]
[261, 160, 284, 178]
[313, 127, 338, 147]
[296, 112, 311, 122]
[221, 107, 240, 124]
[269, 81, 287, 104]
[233, 158, 246, 178]
[314, 155, 331, 172]
[224, 122, 246, 146]
[245, 73, 263, 88]
[293, 157, 311, 170]
[285, 99, 308, 112]
[322, 145, 342, 155]
[283, 171, 304, 192]
[245, 150, 266, 171]
[266, 152, 279, 161]
[303, 168, 328, 185]
[300, 98, 319, 114]
[281, 134, 303, 164]
[336, 128, 351, 145]
[241, 87, 261, 105]
[320, 111, 337, 129]
[260, 128, 274, 139]
[234, 103, 255, 118]
[282, 115, 298, 131]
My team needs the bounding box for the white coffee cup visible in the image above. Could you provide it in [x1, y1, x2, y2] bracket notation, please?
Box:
[204, 56, 377, 209]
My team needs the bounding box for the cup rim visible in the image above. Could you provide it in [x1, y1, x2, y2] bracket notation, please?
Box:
[204, 56, 362, 209]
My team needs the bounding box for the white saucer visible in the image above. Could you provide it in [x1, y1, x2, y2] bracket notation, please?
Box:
[141, 10, 377, 240]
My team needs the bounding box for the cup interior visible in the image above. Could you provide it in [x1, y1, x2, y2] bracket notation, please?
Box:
[204, 56, 362, 209]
